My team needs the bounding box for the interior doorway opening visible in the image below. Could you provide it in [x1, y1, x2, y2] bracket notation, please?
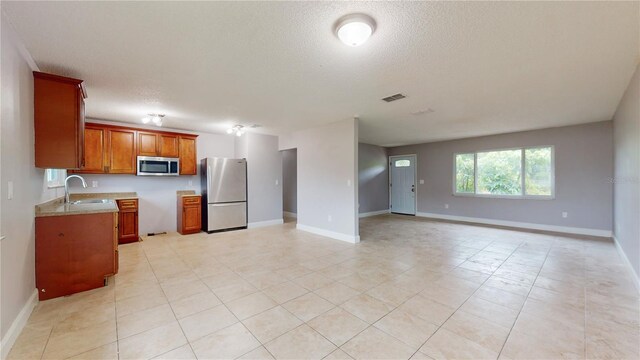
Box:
[281, 148, 297, 224]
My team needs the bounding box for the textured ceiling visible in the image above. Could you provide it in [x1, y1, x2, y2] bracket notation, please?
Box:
[2, 1, 639, 146]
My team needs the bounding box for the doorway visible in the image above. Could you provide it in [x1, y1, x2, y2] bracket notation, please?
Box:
[282, 148, 297, 223]
[389, 154, 417, 215]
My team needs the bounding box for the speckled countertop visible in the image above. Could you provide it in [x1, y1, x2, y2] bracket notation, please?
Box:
[35, 192, 138, 218]
[70, 192, 138, 201]
[177, 190, 199, 197]
[35, 197, 119, 218]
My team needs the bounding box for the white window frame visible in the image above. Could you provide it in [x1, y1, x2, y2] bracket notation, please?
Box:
[452, 145, 555, 200]
[46, 169, 67, 189]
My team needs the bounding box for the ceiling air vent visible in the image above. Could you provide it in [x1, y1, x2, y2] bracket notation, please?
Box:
[382, 93, 406, 102]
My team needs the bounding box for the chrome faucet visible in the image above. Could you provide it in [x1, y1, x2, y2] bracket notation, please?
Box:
[64, 175, 87, 203]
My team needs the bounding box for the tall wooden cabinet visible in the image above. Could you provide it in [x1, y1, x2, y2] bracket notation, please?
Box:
[34, 72, 86, 169]
[107, 129, 137, 174]
[116, 199, 139, 244]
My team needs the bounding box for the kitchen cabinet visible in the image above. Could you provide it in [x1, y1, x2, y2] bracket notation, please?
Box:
[34, 71, 86, 169]
[177, 195, 201, 234]
[71, 123, 196, 175]
[108, 128, 137, 174]
[138, 131, 159, 157]
[179, 136, 198, 175]
[159, 134, 180, 157]
[35, 212, 118, 301]
[116, 199, 139, 244]
[70, 125, 106, 174]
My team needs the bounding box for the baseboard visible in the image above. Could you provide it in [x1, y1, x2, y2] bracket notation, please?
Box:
[247, 219, 284, 229]
[283, 211, 297, 218]
[1, 289, 38, 359]
[613, 235, 640, 292]
[415, 212, 612, 238]
[296, 223, 360, 244]
[359, 209, 390, 218]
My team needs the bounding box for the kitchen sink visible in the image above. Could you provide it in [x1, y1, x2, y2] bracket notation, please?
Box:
[70, 199, 111, 205]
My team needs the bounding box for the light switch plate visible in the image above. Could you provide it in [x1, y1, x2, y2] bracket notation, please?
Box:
[7, 181, 13, 200]
[419, 179, 425, 184]
[92, 181, 98, 188]
[275, 179, 279, 186]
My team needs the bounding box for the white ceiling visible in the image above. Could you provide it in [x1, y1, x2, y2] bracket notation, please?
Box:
[2, 1, 639, 146]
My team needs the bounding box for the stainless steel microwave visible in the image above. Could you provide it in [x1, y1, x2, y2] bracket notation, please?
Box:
[137, 156, 180, 176]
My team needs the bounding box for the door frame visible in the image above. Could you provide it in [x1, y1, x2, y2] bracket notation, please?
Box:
[388, 154, 418, 215]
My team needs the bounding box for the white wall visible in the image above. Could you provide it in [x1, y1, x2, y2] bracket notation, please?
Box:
[358, 143, 389, 214]
[0, 16, 64, 352]
[280, 119, 359, 243]
[71, 119, 235, 235]
[242, 133, 282, 226]
[613, 63, 640, 283]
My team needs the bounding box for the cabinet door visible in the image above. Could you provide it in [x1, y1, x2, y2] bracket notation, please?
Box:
[108, 129, 137, 174]
[118, 211, 138, 243]
[183, 205, 201, 232]
[159, 134, 179, 157]
[79, 126, 106, 173]
[138, 132, 158, 156]
[34, 72, 85, 169]
[179, 136, 197, 175]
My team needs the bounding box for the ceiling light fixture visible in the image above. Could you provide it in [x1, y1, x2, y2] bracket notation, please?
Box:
[227, 125, 245, 136]
[142, 114, 164, 127]
[335, 14, 375, 47]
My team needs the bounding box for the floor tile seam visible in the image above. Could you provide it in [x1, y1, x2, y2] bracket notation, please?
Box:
[495, 243, 553, 359]
[407, 242, 520, 359]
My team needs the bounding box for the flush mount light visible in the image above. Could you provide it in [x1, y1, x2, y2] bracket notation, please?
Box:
[142, 114, 164, 127]
[227, 125, 245, 136]
[335, 14, 375, 47]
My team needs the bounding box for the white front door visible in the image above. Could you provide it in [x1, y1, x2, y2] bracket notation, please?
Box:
[390, 155, 416, 215]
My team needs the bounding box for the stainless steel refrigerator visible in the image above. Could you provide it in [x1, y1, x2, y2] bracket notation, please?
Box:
[201, 158, 247, 232]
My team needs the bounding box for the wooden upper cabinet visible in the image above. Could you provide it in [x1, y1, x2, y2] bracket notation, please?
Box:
[179, 136, 197, 175]
[159, 134, 180, 158]
[34, 72, 86, 169]
[79, 126, 106, 173]
[107, 129, 137, 174]
[138, 132, 159, 156]
[72, 123, 196, 175]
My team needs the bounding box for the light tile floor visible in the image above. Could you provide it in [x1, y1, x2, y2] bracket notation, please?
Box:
[8, 215, 640, 359]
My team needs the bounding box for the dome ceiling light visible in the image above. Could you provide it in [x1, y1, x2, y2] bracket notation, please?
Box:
[335, 14, 376, 47]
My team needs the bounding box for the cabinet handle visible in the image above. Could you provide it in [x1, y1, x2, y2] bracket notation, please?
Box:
[58, 233, 64, 237]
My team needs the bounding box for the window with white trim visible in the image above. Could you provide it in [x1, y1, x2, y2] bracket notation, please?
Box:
[46, 169, 66, 188]
[454, 146, 554, 198]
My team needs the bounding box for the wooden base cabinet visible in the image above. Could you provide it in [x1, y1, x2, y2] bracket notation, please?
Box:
[117, 199, 139, 244]
[178, 195, 201, 235]
[36, 212, 118, 301]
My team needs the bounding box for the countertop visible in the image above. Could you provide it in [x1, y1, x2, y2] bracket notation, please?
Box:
[177, 190, 199, 197]
[35, 197, 119, 218]
[35, 192, 138, 218]
[70, 192, 138, 201]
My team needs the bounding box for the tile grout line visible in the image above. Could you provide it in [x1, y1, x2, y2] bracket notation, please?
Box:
[495, 237, 554, 359]
[405, 238, 519, 359]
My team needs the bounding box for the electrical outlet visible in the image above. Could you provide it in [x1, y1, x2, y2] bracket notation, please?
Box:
[188, 180, 193, 186]
[92, 181, 98, 188]
[275, 179, 279, 186]
[562, 212, 568, 218]
[328, 215, 332, 222]
[420, 179, 424, 184]
[347, 179, 351, 187]
[445, 204, 449, 209]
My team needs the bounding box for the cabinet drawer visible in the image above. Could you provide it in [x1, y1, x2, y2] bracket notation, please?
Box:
[117, 199, 138, 210]
[183, 196, 200, 205]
